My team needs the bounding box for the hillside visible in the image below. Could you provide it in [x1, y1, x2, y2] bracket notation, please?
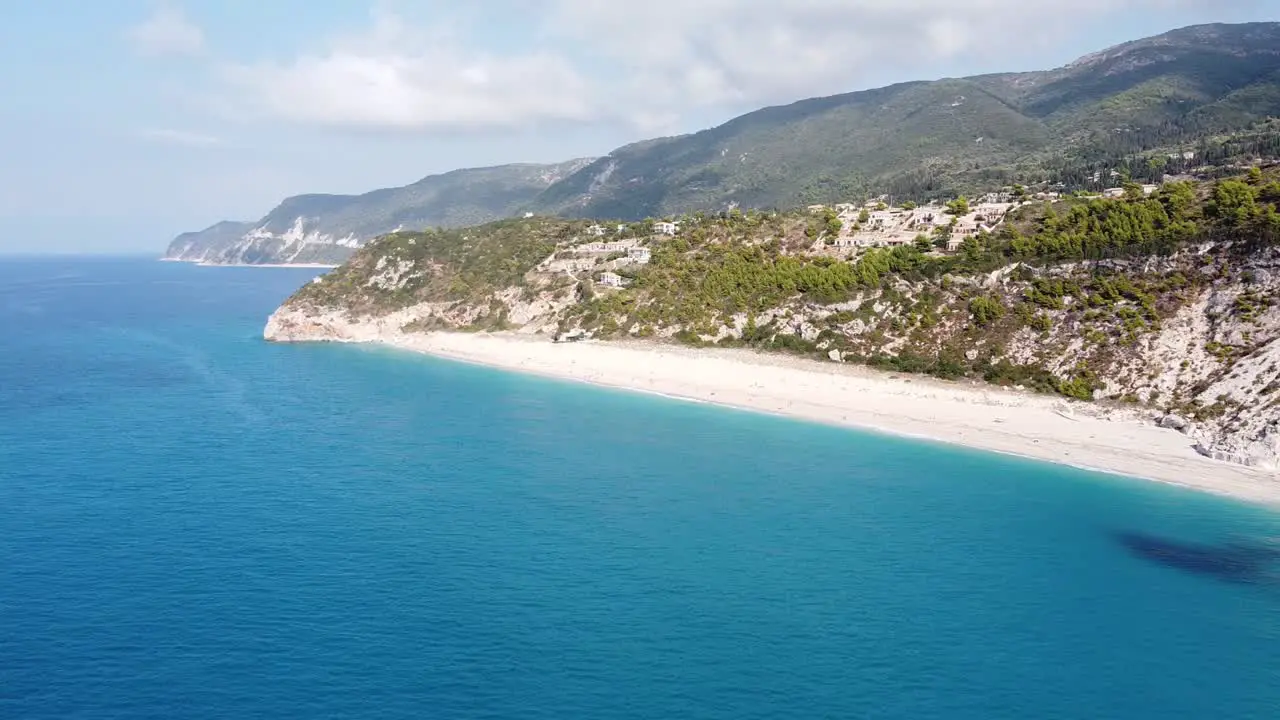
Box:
[533, 23, 1280, 219]
[267, 168, 1280, 469]
[165, 220, 255, 263]
[171, 21, 1280, 266]
[163, 160, 594, 265]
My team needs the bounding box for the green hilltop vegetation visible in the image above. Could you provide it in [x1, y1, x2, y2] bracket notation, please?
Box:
[301, 218, 580, 316]
[289, 166, 1280, 412]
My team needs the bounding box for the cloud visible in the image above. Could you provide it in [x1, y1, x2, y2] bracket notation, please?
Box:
[547, 0, 1214, 123]
[139, 128, 221, 147]
[128, 4, 205, 57]
[219, 12, 593, 132]
[205, 0, 1218, 133]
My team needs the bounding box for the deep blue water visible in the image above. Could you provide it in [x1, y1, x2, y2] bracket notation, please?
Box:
[2, 257, 1279, 719]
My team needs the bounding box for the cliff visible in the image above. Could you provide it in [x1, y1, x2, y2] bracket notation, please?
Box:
[266, 171, 1280, 470]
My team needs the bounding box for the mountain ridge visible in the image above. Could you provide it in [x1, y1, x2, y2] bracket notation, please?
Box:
[165, 159, 596, 265]
[167, 21, 1280, 265]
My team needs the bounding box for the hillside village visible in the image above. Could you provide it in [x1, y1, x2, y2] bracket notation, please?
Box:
[816, 185, 1160, 254]
[820, 194, 1025, 254]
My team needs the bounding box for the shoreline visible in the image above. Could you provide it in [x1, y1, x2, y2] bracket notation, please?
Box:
[264, 319, 1280, 506]
[159, 258, 339, 269]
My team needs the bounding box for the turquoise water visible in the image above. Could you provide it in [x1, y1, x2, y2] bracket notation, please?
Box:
[2, 257, 1279, 719]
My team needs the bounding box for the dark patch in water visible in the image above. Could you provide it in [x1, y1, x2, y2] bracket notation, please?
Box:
[1114, 532, 1280, 584]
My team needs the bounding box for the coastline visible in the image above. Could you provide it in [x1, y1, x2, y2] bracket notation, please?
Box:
[263, 314, 1280, 505]
[159, 258, 339, 269]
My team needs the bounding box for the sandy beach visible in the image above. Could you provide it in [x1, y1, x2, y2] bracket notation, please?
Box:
[265, 313, 1280, 505]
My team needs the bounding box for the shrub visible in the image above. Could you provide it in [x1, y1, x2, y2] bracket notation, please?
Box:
[968, 294, 1005, 327]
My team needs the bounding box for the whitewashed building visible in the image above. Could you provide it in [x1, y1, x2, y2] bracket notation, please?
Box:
[579, 241, 632, 254]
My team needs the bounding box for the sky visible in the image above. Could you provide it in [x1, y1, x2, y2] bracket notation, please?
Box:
[0, 0, 1277, 254]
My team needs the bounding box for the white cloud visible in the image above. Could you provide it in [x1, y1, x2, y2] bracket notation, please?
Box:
[128, 4, 205, 57]
[219, 12, 592, 131]
[139, 128, 221, 147]
[206, 0, 1220, 133]
[548, 0, 1214, 124]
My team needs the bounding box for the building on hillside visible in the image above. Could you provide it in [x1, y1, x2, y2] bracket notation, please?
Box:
[627, 247, 651, 264]
[580, 240, 632, 253]
[971, 202, 1012, 218]
[599, 272, 626, 288]
[953, 218, 980, 238]
[976, 192, 1015, 204]
[653, 221, 680, 236]
[907, 208, 951, 230]
[586, 224, 606, 236]
[867, 210, 900, 230]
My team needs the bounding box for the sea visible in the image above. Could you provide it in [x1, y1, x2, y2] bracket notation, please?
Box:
[1, 256, 1278, 720]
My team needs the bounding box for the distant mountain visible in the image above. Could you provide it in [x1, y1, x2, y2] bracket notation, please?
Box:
[168, 22, 1280, 265]
[532, 22, 1280, 220]
[164, 160, 595, 265]
[165, 221, 256, 263]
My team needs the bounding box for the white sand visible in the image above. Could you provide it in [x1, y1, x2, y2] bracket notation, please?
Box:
[358, 331, 1280, 505]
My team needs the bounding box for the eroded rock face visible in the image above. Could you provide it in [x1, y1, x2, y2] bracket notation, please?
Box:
[264, 303, 458, 343]
[264, 211, 1280, 473]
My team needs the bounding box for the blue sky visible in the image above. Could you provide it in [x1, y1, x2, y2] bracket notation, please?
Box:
[1, 0, 1277, 254]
